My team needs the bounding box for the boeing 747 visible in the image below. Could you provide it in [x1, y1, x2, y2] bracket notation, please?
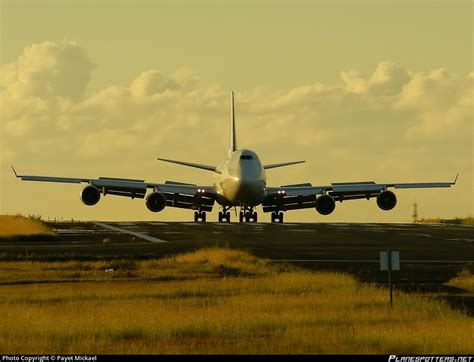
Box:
[13, 92, 458, 223]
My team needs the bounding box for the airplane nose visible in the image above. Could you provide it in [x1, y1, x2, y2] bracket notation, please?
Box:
[238, 179, 265, 205]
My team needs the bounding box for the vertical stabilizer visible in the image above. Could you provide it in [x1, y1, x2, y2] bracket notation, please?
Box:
[229, 91, 237, 155]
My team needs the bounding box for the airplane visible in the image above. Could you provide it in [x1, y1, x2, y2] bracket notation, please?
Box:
[12, 91, 458, 223]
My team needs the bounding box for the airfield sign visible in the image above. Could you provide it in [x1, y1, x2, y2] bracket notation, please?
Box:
[380, 250, 400, 271]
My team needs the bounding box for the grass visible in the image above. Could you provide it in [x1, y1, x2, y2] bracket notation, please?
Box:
[0, 214, 56, 238]
[418, 216, 474, 225]
[0, 247, 472, 354]
[447, 268, 474, 293]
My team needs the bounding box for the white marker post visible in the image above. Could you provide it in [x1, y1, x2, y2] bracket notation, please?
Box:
[380, 250, 400, 307]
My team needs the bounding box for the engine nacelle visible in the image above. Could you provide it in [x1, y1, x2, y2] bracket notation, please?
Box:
[146, 192, 166, 212]
[80, 185, 101, 206]
[377, 190, 397, 211]
[315, 194, 336, 215]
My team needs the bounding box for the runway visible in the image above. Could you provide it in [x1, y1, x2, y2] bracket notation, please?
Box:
[1, 221, 472, 285]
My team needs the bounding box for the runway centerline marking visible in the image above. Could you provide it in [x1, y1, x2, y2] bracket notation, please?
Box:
[93, 222, 167, 243]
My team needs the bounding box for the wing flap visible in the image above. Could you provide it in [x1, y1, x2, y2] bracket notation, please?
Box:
[163, 192, 214, 211]
[266, 186, 326, 197]
[331, 183, 384, 194]
[262, 194, 317, 212]
[154, 184, 214, 195]
[93, 178, 148, 190]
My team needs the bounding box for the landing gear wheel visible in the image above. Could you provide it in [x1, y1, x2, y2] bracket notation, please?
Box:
[244, 211, 251, 223]
[239, 211, 244, 223]
[253, 212, 258, 223]
[271, 211, 284, 223]
[218, 210, 231, 223]
[195, 211, 206, 222]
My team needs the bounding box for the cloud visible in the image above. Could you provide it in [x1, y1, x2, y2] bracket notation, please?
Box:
[1, 41, 472, 220]
[0, 40, 95, 101]
[340, 70, 366, 94]
[341, 61, 411, 96]
[130, 69, 180, 96]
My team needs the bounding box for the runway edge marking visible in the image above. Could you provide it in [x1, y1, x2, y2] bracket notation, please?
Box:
[93, 222, 168, 243]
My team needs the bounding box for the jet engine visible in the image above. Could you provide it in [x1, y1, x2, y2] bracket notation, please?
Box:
[80, 185, 101, 206]
[315, 194, 336, 215]
[146, 192, 166, 212]
[376, 190, 397, 210]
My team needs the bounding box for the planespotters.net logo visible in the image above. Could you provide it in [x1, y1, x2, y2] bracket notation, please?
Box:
[389, 356, 473, 362]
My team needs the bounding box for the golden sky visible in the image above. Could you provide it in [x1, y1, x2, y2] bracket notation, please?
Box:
[0, 0, 472, 222]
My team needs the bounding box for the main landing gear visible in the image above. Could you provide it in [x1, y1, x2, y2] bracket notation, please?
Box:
[271, 211, 284, 223]
[239, 207, 258, 223]
[218, 207, 231, 223]
[194, 210, 206, 222]
[214, 207, 285, 223]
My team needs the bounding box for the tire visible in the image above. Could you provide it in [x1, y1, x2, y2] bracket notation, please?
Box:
[278, 212, 284, 223]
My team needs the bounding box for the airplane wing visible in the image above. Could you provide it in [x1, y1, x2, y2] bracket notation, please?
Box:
[12, 167, 216, 212]
[263, 175, 458, 212]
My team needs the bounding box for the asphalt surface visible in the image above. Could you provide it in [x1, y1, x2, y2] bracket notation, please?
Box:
[1, 221, 472, 287]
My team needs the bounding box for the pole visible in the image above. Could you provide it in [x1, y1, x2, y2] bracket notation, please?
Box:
[388, 249, 393, 307]
[412, 203, 418, 223]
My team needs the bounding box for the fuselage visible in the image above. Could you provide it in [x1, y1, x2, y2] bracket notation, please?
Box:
[214, 149, 266, 206]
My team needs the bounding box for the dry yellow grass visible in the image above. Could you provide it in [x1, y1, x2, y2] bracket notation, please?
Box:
[0, 215, 55, 237]
[418, 216, 474, 225]
[447, 268, 474, 293]
[0, 248, 472, 354]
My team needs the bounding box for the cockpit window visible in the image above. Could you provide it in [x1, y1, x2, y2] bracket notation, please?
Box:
[240, 155, 254, 160]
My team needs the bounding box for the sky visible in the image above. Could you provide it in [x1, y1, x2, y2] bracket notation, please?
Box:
[0, 0, 472, 222]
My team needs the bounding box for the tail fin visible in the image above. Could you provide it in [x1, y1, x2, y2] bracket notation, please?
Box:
[229, 91, 237, 155]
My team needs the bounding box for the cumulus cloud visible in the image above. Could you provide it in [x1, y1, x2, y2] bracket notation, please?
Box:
[340, 70, 366, 94]
[0, 40, 95, 101]
[368, 61, 411, 96]
[341, 61, 411, 96]
[0, 41, 472, 221]
[130, 69, 180, 96]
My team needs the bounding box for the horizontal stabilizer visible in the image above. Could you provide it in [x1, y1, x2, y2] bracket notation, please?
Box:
[158, 158, 217, 172]
[264, 160, 305, 170]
